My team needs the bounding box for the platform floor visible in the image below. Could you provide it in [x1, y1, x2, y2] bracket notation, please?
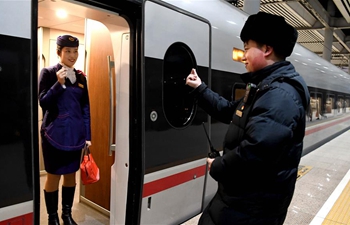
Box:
[183, 130, 350, 225]
[292, 130, 350, 225]
[39, 174, 109, 225]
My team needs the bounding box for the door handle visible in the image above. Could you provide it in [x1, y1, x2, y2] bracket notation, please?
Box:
[107, 55, 115, 155]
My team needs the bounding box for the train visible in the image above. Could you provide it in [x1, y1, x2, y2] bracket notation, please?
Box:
[1, 0, 350, 224]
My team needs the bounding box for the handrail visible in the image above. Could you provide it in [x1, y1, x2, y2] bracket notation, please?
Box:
[107, 55, 115, 155]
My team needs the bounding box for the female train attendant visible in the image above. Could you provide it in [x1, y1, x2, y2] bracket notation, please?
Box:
[39, 35, 91, 225]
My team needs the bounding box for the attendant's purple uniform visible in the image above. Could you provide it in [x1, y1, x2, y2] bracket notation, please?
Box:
[39, 63, 91, 174]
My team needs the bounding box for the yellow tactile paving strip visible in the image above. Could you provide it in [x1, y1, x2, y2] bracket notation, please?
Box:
[322, 179, 350, 224]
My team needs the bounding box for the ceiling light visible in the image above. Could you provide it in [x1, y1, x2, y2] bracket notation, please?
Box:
[56, 9, 67, 18]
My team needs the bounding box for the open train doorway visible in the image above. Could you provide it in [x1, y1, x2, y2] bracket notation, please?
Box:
[37, 0, 130, 223]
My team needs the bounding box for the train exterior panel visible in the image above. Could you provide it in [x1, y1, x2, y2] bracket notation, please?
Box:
[142, 1, 211, 224]
[0, 0, 39, 224]
[1, 0, 350, 224]
[142, 1, 350, 224]
[141, 0, 350, 224]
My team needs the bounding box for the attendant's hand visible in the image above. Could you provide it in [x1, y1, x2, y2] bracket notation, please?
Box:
[56, 67, 67, 85]
[186, 69, 202, 88]
[86, 141, 92, 147]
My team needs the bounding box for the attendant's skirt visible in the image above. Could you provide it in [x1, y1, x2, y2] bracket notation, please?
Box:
[42, 136, 82, 174]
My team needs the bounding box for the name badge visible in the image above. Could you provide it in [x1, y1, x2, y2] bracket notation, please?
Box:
[236, 110, 242, 117]
[78, 83, 84, 88]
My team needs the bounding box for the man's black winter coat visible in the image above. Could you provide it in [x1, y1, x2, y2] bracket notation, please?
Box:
[196, 61, 310, 225]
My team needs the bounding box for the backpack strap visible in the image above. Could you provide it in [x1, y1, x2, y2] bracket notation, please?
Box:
[231, 83, 259, 135]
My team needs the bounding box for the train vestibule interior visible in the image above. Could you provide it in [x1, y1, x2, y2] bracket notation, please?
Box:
[38, 0, 130, 218]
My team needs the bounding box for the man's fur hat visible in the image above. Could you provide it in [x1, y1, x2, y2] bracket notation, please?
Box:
[240, 12, 298, 58]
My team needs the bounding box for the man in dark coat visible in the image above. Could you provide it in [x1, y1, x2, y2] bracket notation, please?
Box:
[186, 12, 310, 225]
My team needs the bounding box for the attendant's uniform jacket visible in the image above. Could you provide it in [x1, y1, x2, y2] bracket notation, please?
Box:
[195, 61, 310, 225]
[39, 63, 91, 151]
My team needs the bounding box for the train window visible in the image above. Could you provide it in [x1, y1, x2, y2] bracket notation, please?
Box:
[326, 95, 334, 114]
[346, 97, 350, 110]
[163, 42, 197, 129]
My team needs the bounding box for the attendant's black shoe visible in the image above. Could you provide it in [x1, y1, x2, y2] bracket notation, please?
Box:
[61, 186, 78, 225]
[44, 190, 60, 225]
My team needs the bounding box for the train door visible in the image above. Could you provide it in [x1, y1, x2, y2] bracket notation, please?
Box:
[37, 0, 132, 222]
[81, 19, 115, 212]
[109, 31, 132, 225]
[0, 1, 39, 224]
[141, 0, 211, 224]
[75, 10, 131, 218]
[83, 16, 131, 219]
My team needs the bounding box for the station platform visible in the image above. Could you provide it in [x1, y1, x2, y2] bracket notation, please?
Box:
[182, 129, 350, 225]
[287, 129, 350, 225]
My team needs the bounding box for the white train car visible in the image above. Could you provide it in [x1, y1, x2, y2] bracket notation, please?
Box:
[1, 0, 350, 224]
[0, 0, 39, 224]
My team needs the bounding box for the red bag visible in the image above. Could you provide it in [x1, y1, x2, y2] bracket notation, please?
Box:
[80, 146, 100, 185]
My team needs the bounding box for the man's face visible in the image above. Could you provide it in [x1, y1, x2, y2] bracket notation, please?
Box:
[242, 40, 268, 73]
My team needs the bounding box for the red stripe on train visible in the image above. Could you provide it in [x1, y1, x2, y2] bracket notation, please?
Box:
[305, 116, 350, 135]
[0, 213, 33, 225]
[142, 165, 207, 198]
[143, 116, 350, 198]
